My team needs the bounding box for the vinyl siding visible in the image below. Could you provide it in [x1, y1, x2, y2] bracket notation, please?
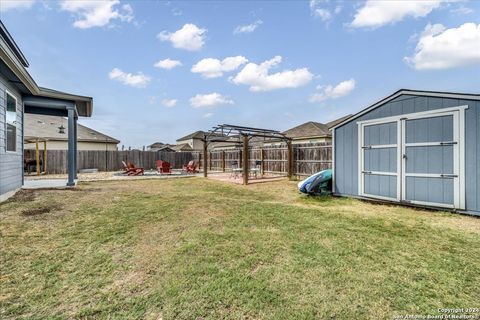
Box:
[0, 73, 23, 197]
[334, 94, 480, 214]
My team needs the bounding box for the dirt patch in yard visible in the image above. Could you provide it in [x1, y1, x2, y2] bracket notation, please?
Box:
[21, 203, 63, 216]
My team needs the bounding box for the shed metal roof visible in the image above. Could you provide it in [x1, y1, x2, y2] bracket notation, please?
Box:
[331, 89, 480, 130]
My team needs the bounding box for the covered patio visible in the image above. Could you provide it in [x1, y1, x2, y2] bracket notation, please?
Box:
[22, 88, 92, 186]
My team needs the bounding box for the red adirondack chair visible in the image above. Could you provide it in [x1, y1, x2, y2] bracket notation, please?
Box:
[183, 160, 198, 173]
[156, 160, 172, 174]
[122, 161, 144, 176]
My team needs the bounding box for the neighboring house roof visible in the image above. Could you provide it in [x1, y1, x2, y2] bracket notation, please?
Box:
[0, 21, 93, 117]
[326, 114, 352, 129]
[176, 130, 226, 142]
[24, 114, 120, 143]
[172, 143, 193, 151]
[157, 145, 176, 152]
[148, 142, 167, 149]
[331, 89, 480, 130]
[176, 130, 207, 141]
[283, 121, 330, 139]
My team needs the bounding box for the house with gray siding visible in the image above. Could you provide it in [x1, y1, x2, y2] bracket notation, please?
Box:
[332, 89, 480, 216]
[0, 21, 92, 201]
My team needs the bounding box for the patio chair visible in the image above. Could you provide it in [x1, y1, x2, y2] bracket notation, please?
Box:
[250, 160, 262, 179]
[156, 160, 172, 174]
[183, 160, 198, 173]
[230, 160, 242, 179]
[122, 161, 144, 176]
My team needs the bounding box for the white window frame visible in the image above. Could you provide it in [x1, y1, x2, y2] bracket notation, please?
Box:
[5, 89, 18, 154]
[357, 105, 467, 210]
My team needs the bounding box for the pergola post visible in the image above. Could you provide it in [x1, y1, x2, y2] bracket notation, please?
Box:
[287, 140, 293, 180]
[67, 107, 75, 186]
[243, 134, 249, 185]
[203, 139, 208, 177]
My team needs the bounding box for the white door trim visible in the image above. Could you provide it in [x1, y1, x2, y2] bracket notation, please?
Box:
[357, 105, 467, 209]
[358, 120, 400, 201]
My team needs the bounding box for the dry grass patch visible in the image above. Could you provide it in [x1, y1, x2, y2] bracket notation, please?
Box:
[1, 178, 479, 319]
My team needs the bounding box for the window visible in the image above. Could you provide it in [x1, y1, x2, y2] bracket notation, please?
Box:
[6, 91, 17, 152]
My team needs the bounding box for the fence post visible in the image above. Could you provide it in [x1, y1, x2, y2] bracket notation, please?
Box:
[287, 140, 293, 180]
[222, 151, 226, 172]
[260, 148, 265, 177]
[209, 151, 212, 171]
[203, 139, 208, 177]
[242, 135, 249, 185]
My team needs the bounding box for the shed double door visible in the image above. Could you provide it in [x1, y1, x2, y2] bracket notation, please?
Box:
[360, 110, 462, 209]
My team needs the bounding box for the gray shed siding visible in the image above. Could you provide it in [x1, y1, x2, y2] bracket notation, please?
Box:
[0, 73, 23, 198]
[334, 94, 480, 214]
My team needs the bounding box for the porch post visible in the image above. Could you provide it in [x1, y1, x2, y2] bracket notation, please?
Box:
[67, 107, 75, 186]
[74, 116, 78, 179]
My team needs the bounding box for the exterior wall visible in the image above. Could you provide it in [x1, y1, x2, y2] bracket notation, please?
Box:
[0, 73, 23, 198]
[25, 141, 118, 151]
[334, 94, 480, 214]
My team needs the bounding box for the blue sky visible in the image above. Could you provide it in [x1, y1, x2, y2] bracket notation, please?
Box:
[1, 0, 479, 148]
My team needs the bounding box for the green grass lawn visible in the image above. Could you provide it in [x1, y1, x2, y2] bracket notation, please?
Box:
[1, 178, 479, 319]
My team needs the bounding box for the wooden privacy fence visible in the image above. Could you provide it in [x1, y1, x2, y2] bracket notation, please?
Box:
[203, 142, 332, 177]
[37, 143, 331, 176]
[41, 150, 200, 174]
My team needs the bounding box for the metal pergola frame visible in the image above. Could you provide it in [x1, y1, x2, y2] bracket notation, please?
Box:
[201, 124, 293, 185]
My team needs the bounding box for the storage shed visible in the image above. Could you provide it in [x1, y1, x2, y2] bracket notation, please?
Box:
[332, 89, 480, 216]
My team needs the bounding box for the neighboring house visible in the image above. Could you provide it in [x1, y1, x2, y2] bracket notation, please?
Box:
[24, 114, 118, 151]
[176, 130, 208, 150]
[148, 141, 192, 152]
[176, 130, 226, 150]
[332, 89, 480, 216]
[147, 142, 175, 152]
[172, 143, 193, 152]
[0, 21, 92, 200]
[262, 115, 352, 147]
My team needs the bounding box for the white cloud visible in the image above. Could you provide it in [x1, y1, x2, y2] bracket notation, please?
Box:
[231, 56, 313, 92]
[0, 0, 35, 11]
[157, 24, 207, 51]
[233, 20, 263, 34]
[154, 58, 182, 70]
[191, 56, 248, 78]
[161, 99, 178, 107]
[309, 0, 341, 23]
[109, 68, 151, 88]
[405, 23, 480, 70]
[450, 6, 473, 15]
[203, 112, 214, 118]
[313, 8, 332, 21]
[310, 78, 356, 102]
[60, 0, 134, 29]
[351, 0, 442, 29]
[189, 93, 234, 108]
